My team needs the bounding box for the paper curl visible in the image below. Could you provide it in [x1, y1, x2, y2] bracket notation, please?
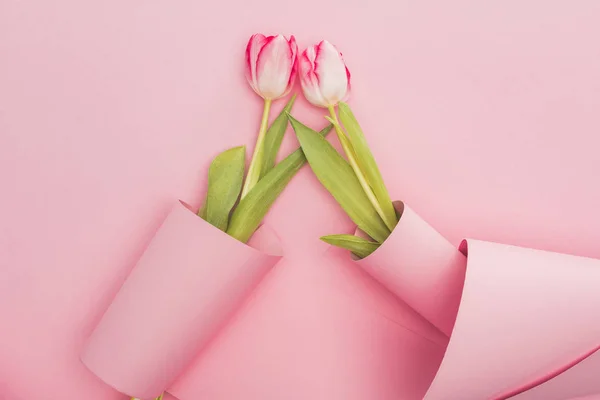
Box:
[357, 202, 600, 399]
[81, 201, 282, 399]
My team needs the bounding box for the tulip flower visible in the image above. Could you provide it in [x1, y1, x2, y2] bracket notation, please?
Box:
[245, 34, 298, 101]
[298, 40, 351, 108]
[242, 34, 298, 198]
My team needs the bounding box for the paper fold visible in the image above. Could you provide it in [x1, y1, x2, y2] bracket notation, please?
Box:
[80, 201, 282, 399]
[357, 202, 466, 337]
[356, 202, 600, 399]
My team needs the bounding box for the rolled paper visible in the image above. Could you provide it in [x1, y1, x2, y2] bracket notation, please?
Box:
[356, 202, 467, 337]
[80, 201, 282, 399]
[424, 240, 600, 399]
[356, 201, 600, 399]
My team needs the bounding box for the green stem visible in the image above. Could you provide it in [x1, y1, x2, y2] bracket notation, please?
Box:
[327, 105, 394, 232]
[241, 98, 272, 199]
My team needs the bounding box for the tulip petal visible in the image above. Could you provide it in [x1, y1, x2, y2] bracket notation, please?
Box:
[315, 40, 350, 106]
[299, 45, 327, 107]
[344, 66, 352, 100]
[245, 34, 267, 93]
[256, 35, 294, 99]
[286, 35, 299, 95]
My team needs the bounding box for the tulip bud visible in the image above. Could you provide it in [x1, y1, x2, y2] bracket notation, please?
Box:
[299, 40, 351, 108]
[245, 34, 298, 100]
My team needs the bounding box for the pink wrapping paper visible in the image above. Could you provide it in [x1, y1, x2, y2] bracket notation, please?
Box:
[357, 203, 466, 336]
[358, 202, 600, 399]
[80, 201, 282, 399]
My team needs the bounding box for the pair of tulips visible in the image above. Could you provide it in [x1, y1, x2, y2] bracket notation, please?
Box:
[200, 33, 398, 264]
[245, 34, 350, 108]
[133, 34, 400, 400]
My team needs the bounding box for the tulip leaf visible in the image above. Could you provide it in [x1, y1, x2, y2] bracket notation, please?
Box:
[261, 94, 297, 177]
[320, 234, 380, 259]
[197, 203, 206, 219]
[227, 124, 333, 243]
[338, 102, 397, 231]
[288, 115, 390, 243]
[203, 146, 246, 232]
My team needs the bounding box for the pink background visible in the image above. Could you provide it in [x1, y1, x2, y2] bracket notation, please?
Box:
[1, 0, 600, 399]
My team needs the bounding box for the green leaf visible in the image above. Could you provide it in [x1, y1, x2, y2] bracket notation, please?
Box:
[320, 234, 380, 259]
[197, 203, 206, 219]
[227, 124, 333, 243]
[203, 146, 246, 232]
[337, 102, 397, 230]
[261, 94, 297, 177]
[288, 115, 391, 243]
[131, 395, 164, 400]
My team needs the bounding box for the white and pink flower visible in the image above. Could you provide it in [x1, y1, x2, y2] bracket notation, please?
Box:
[245, 34, 298, 100]
[298, 40, 351, 108]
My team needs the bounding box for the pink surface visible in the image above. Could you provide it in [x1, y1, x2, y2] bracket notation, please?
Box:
[81, 201, 281, 399]
[169, 249, 448, 400]
[2, 0, 600, 399]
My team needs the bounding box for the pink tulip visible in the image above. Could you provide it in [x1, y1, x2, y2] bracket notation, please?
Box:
[299, 40, 351, 108]
[245, 34, 298, 100]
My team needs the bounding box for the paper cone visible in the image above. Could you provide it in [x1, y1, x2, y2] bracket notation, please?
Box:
[355, 201, 600, 399]
[356, 202, 467, 337]
[80, 201, 282, 399]
[424, 240, 600, 399]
